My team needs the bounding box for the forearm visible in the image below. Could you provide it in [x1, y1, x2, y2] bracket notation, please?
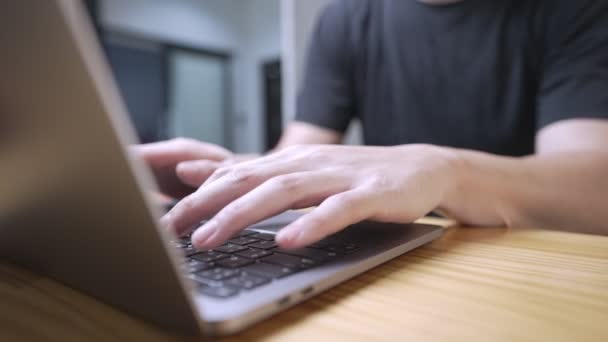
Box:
[274, 121, 343, 151]
[439, 148, 608, 234]
[201, 122, 341, 165]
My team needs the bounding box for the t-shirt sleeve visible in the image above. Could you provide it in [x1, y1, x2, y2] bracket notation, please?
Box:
[537, 1, 608, 129]
[295, 1, 355, 132]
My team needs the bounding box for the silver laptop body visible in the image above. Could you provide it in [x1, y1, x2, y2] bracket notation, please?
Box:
[0, 0, 443, 336]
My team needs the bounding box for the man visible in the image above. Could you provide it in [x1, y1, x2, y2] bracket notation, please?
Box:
[136, 0, 608, 250]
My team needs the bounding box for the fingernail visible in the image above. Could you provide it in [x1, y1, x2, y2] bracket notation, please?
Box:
[192, 220, 218, 246]
[277, 228, 301, 246]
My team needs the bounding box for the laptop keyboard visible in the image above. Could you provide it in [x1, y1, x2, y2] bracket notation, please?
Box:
[173, 228, 359, 299]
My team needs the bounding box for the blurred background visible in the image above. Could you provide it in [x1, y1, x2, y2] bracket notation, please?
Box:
[84, 0, 342, 153]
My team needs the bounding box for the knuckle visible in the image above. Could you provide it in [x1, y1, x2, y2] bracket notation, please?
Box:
[226, 167, 257, 186]
[368, 173, 392, 189]
[212, 166, 230, 178]
[327, 195, 348, 208]
[175, 196, 197, 214]
[268, 175, 301, 192]
[327, 193, 361, 209]
[216, 204, 242, 223]
[224, 202, 243, 216]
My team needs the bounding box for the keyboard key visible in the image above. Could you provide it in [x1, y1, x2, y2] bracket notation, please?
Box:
[273, 247, 337, 262]
[197, 268, 241, 281]
[235, 248, 273, 259]
[224, 274, 270, 290]
[343, 243, 359, 254]
[172, 241, 187, 248]
[183, 264, 207, 273]
[249, 232, 275, 241]
[308, 240, 331, 249]
[182, 259, 215, 273]
[235, 230, 256, 237]
[261, 253, 317, 269]
[177, 235, 191, 242]
[248, 240, 277, 250]
[188, 274, 221, 287]
[198, 285, 239, 298]
[191, 251, 230, 263]
[229, 236, 259, 245]
[299, 258, 317, 268]
[322, 243, 360, 255]
[216, 255, 255, 268]
[214, 243, 248, 254]
[242, 262, 295, 279]
[182, 245, 203, 256]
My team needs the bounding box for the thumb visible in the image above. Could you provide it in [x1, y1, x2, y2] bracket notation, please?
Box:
[176, 160, 221, 188]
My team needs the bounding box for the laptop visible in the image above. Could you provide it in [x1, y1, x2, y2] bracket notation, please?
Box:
[0, 0, 443, 336]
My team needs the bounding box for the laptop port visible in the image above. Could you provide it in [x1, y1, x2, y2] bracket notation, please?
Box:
[301, 286, 314, 296]
[277, 296, 290, 306]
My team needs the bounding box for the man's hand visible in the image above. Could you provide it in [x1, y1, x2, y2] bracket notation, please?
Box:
[161, 144, 461, 249]
[132, 138, 233, 198]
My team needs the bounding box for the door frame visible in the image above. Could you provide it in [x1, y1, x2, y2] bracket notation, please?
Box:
[261, 58, 282, 151]
[85, 16, 234, 147]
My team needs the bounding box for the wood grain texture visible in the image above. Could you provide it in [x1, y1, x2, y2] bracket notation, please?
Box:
[1, 218, 607, 342]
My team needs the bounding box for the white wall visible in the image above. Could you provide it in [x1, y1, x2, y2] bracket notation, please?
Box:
[100, 0, 244, 51]
[99, 0, 281, 153]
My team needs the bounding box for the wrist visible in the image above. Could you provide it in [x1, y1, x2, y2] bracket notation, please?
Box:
[432, 146, 468, 210]
[391, 144, 466, 210]
[433, 147, 512, 226]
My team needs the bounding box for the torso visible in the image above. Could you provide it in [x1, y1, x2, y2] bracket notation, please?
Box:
[350, 0, 543, 155]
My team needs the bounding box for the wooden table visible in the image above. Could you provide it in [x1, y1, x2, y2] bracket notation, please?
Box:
[1, 218, 607, 341]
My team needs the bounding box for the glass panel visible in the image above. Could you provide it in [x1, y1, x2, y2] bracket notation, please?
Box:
[168, 50, 227, 147]
[104, 39, 165, 143]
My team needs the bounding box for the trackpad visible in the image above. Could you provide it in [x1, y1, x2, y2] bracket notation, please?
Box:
[248, 210, 304, 232]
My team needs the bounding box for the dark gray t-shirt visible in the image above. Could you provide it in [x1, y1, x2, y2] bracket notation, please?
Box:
[296, 0, 608, 156]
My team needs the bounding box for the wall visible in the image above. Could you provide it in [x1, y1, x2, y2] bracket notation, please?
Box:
[100, 0, 244, 51]
[99, 0, 281, 153]
[100, 0, 362, 150]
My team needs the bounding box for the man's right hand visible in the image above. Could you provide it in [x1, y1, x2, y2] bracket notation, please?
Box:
[131, 138, 233, 198]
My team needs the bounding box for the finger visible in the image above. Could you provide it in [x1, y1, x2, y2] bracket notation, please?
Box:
[176, 160, 221, 187]
[201, 149, 293, 187]
[164, 150, 324, 236]
[162, 164, 291, 236]
[190, 171, 351, 249]
[133, 138, 231, 166]
[276, 189, 377, 249]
